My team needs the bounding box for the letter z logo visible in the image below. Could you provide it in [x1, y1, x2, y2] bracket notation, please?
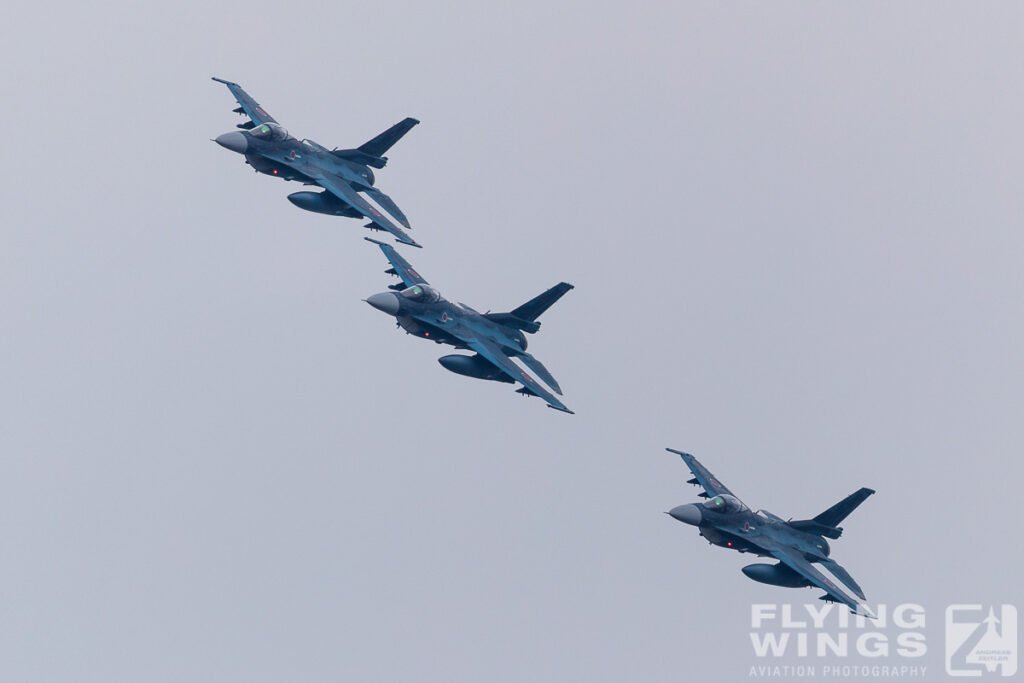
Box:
[946, 604, 1018, 677]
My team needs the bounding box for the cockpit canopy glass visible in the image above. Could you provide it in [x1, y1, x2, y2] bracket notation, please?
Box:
[702, 494, 748, 513]
[399, 284, 441, 304]
[250, 122, 289, 141]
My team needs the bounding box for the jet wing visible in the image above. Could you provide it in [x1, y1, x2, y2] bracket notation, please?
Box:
[516, 352, 563, 395]
[667, 449, 735, 498]
[308, 170, 421, 247]
[756, 537, 873, 617]
[365, 237, 428, 287]
[212, 77, 278, 126]
[364, 187, 411, 229]
[818, 558, 867, 601]
[459, 334, 573, 414]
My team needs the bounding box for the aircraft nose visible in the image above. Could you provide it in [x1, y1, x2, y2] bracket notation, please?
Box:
[668, 504, 702, 526]
[366, 292, 400, 316]
[215, 131, 248, 153]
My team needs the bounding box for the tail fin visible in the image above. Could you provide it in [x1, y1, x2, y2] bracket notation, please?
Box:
[483, 283, 574, 334]
[511, 283, 574, 322]
[814, 488, 875, 528]
[789, 488, 874, 539]
[333, 118, 420, 168]
[359, 117, 420, 158]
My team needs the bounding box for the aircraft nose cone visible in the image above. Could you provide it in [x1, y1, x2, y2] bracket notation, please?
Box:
[215, 131, 248, 153]
[366, 292, 400, 316]
[668, 504, 702, 526]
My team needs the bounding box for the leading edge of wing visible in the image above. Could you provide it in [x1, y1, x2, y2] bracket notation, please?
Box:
[516, 352, 562, 395]
[311, 171, 421, 247]
[667, 449, 735, 498]
[364, 237, 428, 287]
[464, 337, 573, 414]
[363, 187, 411, 229]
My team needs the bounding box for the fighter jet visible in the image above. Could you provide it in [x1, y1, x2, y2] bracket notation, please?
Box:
[364, 237, 574, 413]
[666, 448, 876, 617]
[212, 77, 421, 247]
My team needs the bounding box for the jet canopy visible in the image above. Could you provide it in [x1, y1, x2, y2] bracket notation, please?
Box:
[702, 494, 748, 514]
[249, 122, 289, 141]
[399, 284, 441, 303]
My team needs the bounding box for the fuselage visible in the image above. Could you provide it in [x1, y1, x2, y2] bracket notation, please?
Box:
[670, 501, 831, 562]
[215, 128, 375, 188]
[366, 288, 528, 354]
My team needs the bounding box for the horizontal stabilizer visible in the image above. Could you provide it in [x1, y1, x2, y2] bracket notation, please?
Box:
[509, 282, 574, 327]
[788, 520, 844, 539]
[332, 148, 389, 169]
[483, 312, 540, 334]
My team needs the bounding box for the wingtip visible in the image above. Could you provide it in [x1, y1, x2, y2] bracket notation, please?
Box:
[854, 603, 877, 620]
[666, 447, 692, 457]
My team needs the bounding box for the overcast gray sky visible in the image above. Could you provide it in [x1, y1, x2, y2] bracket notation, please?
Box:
[2, 2, 1022, 681]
